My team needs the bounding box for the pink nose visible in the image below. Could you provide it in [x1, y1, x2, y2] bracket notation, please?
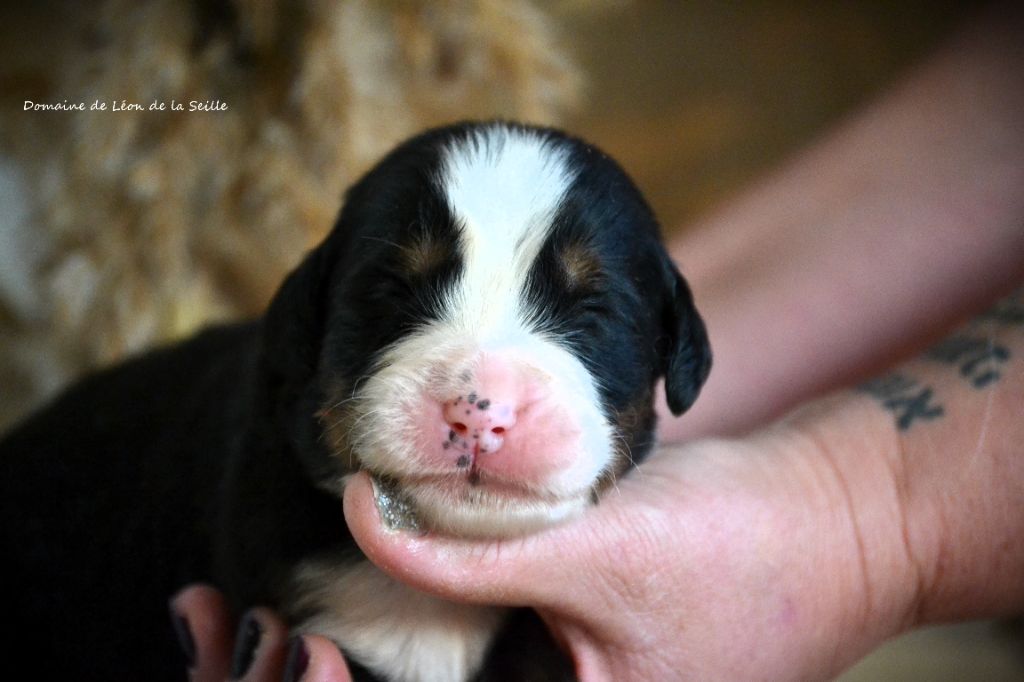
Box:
[443, 393, 517, 455]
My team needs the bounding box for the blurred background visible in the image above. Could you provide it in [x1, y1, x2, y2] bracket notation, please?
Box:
[565, 0, 968, 229]
[1, 1, 1019, 678]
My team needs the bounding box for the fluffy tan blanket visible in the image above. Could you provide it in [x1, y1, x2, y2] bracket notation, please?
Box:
[0, 0, 586, 428]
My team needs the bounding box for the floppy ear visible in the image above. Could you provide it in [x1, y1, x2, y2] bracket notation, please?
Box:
[262, 238, 338, 383]
[660, 263, 712, 416]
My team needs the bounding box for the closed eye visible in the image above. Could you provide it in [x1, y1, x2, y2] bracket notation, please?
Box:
[576, 288, 613, 316]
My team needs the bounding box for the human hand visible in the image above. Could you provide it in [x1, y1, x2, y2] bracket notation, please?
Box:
[343, 405, 917, 681]
[169, 584, 352, 681]
[167, 399, 919, 682]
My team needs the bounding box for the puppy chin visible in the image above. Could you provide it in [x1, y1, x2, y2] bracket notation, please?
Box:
[367, 471, 589, 539]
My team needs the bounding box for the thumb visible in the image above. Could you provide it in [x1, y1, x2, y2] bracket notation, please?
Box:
[343, 471, 596, 609]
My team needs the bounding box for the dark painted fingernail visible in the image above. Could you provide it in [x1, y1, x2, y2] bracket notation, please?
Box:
[230, 610, 263, 678]
[169, 609, 196, 669]
[282, 636, 310, 682]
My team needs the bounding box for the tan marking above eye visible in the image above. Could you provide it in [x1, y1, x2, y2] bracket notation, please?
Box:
[400, 236, 450, 275]
[559, 243, 602, 289]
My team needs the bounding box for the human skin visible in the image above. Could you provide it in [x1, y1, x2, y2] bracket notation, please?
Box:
[662, 0, 1024, 442]
[170, 585, 352, 682]
[171, 3, 1024, 679]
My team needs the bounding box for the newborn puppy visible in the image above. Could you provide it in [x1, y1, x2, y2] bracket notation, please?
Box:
[2, 121, 711, 681]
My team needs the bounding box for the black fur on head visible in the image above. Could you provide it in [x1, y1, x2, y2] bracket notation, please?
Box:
[260, 121, 711, 492]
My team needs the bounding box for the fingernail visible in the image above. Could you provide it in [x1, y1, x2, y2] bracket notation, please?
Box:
[282, 636, 310, 682]
[169, 609, 196, 669]
[230, 610, 263, 678]
[372, 474, 422, 533]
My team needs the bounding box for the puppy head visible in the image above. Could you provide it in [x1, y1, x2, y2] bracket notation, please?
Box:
[265, 122, 710, 538]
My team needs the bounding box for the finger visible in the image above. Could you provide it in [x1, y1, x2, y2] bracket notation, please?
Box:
[343, 470, 602, 609]
[234, 608, 289, 681]
[284, 635, 353, 682]
[170, 584, 234, 681]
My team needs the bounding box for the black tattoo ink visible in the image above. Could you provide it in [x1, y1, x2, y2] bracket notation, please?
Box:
[979, 292, 1024, 327]
[859, 288, 1022, 429]
[925, 335, 1010, 389]
[858, 373, 944, 431]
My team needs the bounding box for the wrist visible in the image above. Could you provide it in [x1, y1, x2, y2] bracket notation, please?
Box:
[884, 347, 1024, 625]
[772, 393, 923, 672]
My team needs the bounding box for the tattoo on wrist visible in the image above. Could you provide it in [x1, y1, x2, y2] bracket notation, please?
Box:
[858, 286, 1021, 430]
[978, 287, 1023, 327]
[924, 335, 1010, 388]
[857, 374, 944, 431]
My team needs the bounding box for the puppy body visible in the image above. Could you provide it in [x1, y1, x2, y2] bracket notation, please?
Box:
[2, 122, 710, 680]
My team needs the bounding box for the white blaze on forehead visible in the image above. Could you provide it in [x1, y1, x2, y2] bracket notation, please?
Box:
[351, 125, 615, 524]
[439, 125, 575, 336]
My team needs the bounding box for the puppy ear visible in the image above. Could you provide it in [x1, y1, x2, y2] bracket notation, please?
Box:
[262, 240, 336, 382]
[660, 262, 712, 416]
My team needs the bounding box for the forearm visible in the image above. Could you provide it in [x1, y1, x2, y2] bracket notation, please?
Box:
[786, 288, 1024, 667]
[663, 1, 1024, 441]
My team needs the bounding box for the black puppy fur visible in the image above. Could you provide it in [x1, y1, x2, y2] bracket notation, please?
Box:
[1, 122, 710, 680]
